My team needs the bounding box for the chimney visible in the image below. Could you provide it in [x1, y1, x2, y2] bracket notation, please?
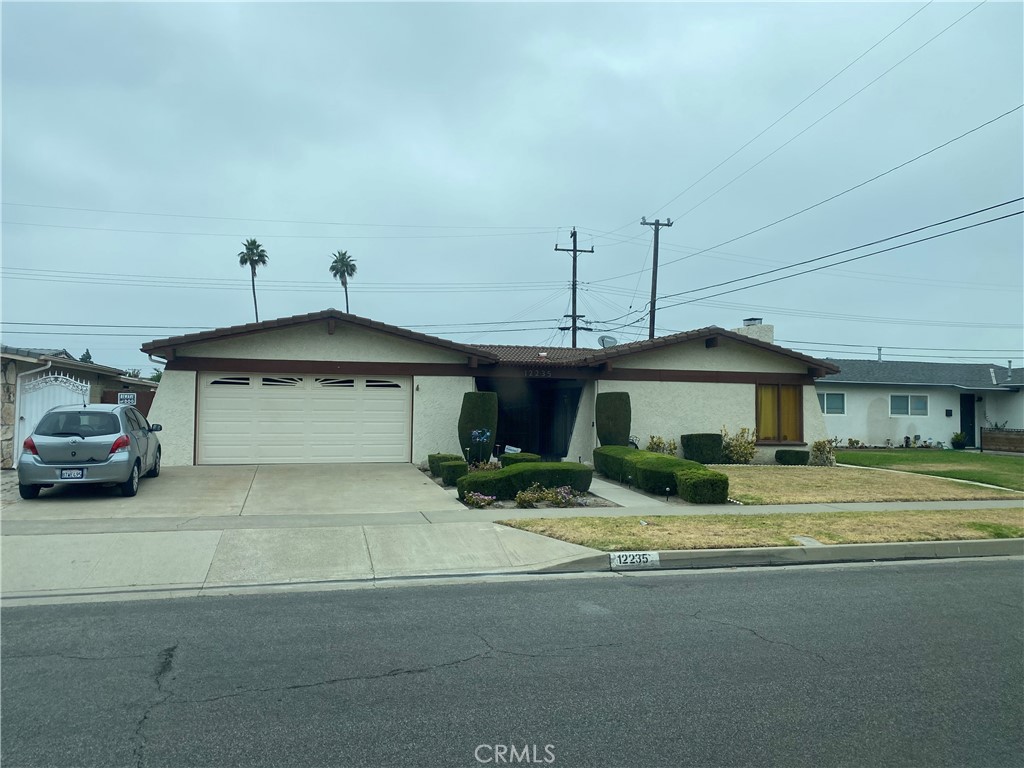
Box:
[731, 317, 774, 344]
[877, 347, 883, 362]
[1009, 360, 1013, 382]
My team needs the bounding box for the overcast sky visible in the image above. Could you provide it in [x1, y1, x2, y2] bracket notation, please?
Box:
[2, 1, 1022, 375]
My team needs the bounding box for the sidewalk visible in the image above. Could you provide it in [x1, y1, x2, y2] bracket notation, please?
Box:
[2, 472, 1020, 605]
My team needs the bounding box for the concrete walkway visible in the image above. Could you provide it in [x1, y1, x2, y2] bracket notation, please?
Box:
[2, 465, 1020, 605]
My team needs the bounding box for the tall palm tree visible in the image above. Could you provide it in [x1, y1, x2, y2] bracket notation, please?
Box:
[328, 250, 357, 313]
[238, 238, 269, 322]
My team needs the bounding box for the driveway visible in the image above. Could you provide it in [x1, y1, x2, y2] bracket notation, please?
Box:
[0, 463, 465, 520]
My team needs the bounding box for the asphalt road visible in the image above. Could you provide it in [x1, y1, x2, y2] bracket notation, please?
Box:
[2, 559, 1022, 768]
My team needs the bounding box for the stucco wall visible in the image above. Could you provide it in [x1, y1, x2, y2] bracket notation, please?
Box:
[566, 380, 597, 464]
[182, 321, 469, 364]
[147, 370, 196, 466]
[984, 390, 1024, 430]
[412, 376, 476, 464]
[816, 383, 978, 446]
[615, 337, 805, 373]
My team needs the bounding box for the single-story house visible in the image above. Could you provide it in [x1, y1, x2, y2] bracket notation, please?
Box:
[140, 310, 838, 467]
[1, 345, 159, 469]
[815, 359, 1023, 448]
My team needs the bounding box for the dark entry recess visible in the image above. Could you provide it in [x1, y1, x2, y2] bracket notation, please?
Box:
[959, 393, 976, 447]
[476, 377, 584, 460]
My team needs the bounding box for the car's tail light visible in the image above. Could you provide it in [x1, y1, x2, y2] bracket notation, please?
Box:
[109, 435, 131, 455]
[23, 437, 38, 455]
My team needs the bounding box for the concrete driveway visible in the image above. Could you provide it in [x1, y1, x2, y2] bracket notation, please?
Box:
[0, 463, 465, 520]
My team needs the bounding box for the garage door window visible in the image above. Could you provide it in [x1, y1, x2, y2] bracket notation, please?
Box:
[210, 376, 250, 386]
[262, 376, 302, 387]
[316, 378, 355, 388]
[366, 379, 402, 388]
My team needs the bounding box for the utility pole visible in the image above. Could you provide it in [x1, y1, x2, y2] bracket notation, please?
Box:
[555, 227, 594, 348]
[641, 216, 672, 340]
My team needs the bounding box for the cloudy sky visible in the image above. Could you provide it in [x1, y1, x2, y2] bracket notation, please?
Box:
[2, 1, 1022, 376]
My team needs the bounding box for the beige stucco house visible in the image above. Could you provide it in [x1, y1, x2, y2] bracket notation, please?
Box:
[140, 310, 838, 467]
[144, 309, 843, 466]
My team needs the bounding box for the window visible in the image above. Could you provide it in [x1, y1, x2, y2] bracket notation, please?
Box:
[261, 376, 302, 387]
[316, 378, 354, 388]
[817, 392, 845, 415]
[890, 394, 928, 416]
[365, 379, 401, 389]
[756, 384, 803, 442]
[210, 376, 250, 386]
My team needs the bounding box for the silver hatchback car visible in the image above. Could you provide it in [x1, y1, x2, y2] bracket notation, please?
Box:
[17, 404, 162, 500]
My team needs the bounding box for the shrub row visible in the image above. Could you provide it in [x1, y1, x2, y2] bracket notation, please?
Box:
[428, 453, 464, 477]
[592, 446, 703, 495]
[680, 433, 724, 464]
[675, 468, 730, 504]
[499, 452, 542, 467]
[457, 462, 592, 501]
[440, 460, 468, 486]
[775, 449, 810, 466]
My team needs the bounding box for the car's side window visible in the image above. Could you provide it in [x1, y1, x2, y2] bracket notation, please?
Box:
[134, 409, 151, 431]
[125, 410, 142, 432]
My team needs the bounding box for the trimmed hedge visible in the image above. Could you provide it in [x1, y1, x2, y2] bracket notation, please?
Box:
[595, 392, 631, 446]
[458, 392, 498, 463]
[592, 446, 702, 494]
[440, 460, 469, 486]
[775, 449, 810, 466]
[428, 453, 464, 477]
[499, 452, 542, 467]
[680, 433, 724, 464]
[457, 462, 592, 501]
[675, 468, 729, 504]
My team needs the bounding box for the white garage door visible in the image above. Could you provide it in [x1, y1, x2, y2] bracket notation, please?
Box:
[197, 373, 411, 464]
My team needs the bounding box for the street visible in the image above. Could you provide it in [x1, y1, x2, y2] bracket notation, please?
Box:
[2, 559, 1022, 768]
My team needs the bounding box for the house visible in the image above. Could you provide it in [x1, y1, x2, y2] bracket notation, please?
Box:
[1, 346, 159, 469]
[815, 359, 1024, 448]
[140, 310, 838, 467]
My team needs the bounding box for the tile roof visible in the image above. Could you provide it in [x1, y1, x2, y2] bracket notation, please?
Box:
[468, 345, 597, 366]
[1, 345, 74, 359]
[820, 359, 1023, 389]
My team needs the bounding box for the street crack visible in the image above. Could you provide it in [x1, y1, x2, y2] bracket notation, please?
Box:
[132, 642, 179, 768]
[690, 610, 828, 664]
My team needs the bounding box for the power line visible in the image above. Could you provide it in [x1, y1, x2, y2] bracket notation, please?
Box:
[0, 318, 563, 331]
[667, 1, 988, 224]
[585, 103, 1023, 285]
[0, 220, 554, 241]
[0, 202, 553, 231]
[776, 340, 1023, 353]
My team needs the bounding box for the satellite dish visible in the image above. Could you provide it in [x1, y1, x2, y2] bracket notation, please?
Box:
[598, 335, 618, 348]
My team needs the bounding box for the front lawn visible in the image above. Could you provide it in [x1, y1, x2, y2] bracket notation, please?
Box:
[835, 449, 1024, 491]
[500, 508, 1024, 551]
[714, 465, 1022, 505]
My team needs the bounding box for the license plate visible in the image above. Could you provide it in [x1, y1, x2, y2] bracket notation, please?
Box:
[60, 469, 84, 480]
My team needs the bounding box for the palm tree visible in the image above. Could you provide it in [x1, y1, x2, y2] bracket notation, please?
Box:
[238, 239, 269, 322]
[328, 250, 357, 313]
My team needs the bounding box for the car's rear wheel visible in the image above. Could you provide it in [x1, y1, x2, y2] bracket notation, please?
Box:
[120, 463, 140, 497]
[18, 484, 40, 500]
[146, 449, 161, 478]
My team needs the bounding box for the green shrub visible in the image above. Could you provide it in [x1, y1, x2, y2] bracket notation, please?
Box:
[645, 435, 678, 455]
[675, 468, 729, 504]
[439, 460, 469, 486]
[499, 452, 542, 467]
[458, 392, 498, 463]
[428, 453, 463, 476]
[595, 392, 631, 446]
[721, 426, 757, 464]
[457, 462, 592, 501]
[633, 454, 703, 495]
[680, 433, 724, 464]
[775, 449, 810, 466]
[810, 438, 838, 467]
[592, 445, 642, 482]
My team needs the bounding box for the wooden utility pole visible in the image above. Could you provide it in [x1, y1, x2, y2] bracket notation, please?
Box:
[641, 216, 672, 340]
[555, 227, 594, 348]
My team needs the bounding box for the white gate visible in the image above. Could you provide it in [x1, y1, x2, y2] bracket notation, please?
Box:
[16, 373, 91, 450]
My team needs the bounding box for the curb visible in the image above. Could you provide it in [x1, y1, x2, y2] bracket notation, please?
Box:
[535, 538, 1024, 573]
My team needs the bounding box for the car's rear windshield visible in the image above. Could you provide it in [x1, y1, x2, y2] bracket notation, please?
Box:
[35, 411, 120, 437]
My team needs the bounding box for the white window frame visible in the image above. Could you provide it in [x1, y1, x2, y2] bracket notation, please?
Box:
[817, 392, 845, 415]
[890, 394, 928, 417]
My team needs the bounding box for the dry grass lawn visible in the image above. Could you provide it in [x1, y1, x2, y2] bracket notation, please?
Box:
[714, 465, 1023, 505]
[501, 508, 1024, 551]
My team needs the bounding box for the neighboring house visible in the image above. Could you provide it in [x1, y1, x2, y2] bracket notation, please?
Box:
[0, 346, 159, 469]
[140, 309, 838, 467]
[815, 359, 1024, 448]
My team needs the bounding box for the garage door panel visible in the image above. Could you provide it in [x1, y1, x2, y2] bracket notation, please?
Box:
[198, 373, 411, 464]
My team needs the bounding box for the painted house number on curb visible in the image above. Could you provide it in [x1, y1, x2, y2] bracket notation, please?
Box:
[609, 551, 661, 569]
